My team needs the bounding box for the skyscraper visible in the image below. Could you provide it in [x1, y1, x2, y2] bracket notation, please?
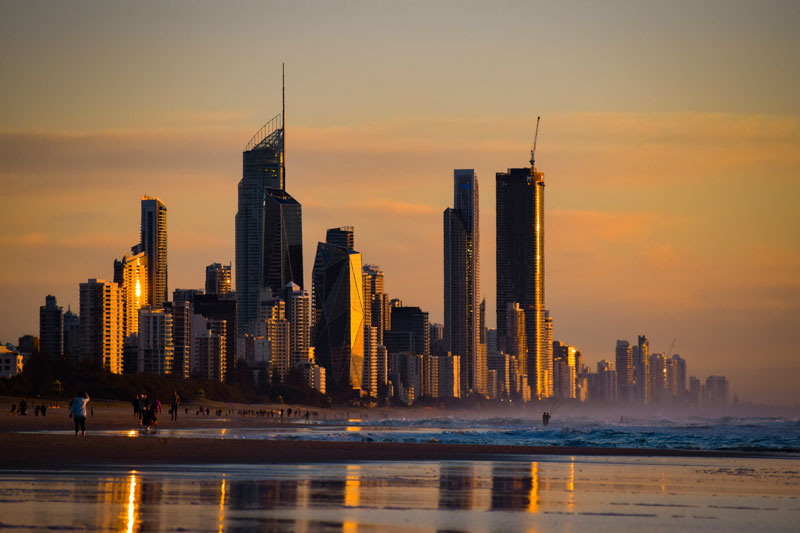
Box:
[236, 109, 304, 335]
[114, 251, 148, 340]
[39, 295, 63, 359]
[137, 307, 174, 375]
[79, 279, 122, 373]
[140, 196, 167, 308]
[311, 230, 364, 392]
[444, 169, 482, 396]
[496, 155, 549, 399]
[63, 306, 80, 367]
[389, 306, 430, 357]
[633, 334, 650, 403]
[285, 282, 312, 368]
[615, 340, 634, 401]
[362, 264, 391, 344]
[205, 263, 232, 295]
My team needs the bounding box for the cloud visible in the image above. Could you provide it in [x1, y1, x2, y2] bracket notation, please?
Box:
[0, 232, 47, 246]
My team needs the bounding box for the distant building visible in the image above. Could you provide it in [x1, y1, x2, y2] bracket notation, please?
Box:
[325, 226, 354, 251]
[596, 360, 618, 402]
[633, 335, 650, 403]
[615, 340, 634, 401]
[437, 354, 461, 399]
[205, 263, 232, 295]
[671, 354, 687, 399]
[363, 326, 379, 397]
[173, 288, 203, 305]
[191, 314, 226, 382]
[63, 306, 80, 366]
[444, 169, 482, 396]
[164, 300, 191, 378]
[389, 306, 430, 357]
[311, 230, 364, 392]
[17, 335, 38, 358]
[363, 264, 391, 344]
[79, 279, 122, 373]
[140, 196, 168, 308]
[649, 353, 668, 403]
[553, 341, 576, 400]
[138, 307, 174, 375]
[0, 346, 22, 378]
[193, 294, 236, 381]
[705, 375, 729, 409]
[39, 295, 63, 359]
[298, 360, 326, 394]
[259, 294, 290, 383]
[284, 282, 311, 368]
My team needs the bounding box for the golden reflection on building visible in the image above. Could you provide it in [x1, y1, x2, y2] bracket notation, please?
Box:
[527, 462, 539, 514]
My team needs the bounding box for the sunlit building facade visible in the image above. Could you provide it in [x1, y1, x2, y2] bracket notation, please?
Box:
[444, 169, 482, 396]
[311, 234, 365, 392]
[205, 262, 231, 295]
[140, 196, 167, 308]
[363, 264, 391, 344]
[79, 279, 123, 373]
[633, 334, 650, 403]
[615, 339, 634, 402]
[114, 251, 148, 340]
[285, 282, 312, 368]
[236, 114, 304, 335]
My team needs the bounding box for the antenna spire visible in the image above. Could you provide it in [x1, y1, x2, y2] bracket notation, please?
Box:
[282, 62, 286, 189]
[530, 116, 541, 168]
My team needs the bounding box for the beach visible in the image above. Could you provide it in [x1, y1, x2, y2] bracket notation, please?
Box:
[1, 400, 798, 531]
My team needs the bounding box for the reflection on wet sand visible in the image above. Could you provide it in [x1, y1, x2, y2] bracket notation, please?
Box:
[0, 456, 797, 532]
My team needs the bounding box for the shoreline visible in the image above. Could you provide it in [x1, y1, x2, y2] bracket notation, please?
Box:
[1, 433, 797, 470]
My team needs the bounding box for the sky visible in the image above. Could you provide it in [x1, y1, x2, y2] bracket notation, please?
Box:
[1, 0, 798, 404]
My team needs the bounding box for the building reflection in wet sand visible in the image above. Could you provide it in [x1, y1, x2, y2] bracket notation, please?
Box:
[1, 457, 797, 532]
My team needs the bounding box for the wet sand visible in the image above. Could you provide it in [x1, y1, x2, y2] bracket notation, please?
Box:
[0, 402, 796, 468]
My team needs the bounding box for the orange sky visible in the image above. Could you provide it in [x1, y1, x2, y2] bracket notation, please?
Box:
[1, 1, 798, 404]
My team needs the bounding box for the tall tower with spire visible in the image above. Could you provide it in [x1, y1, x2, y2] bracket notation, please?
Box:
[496, 121, 552, 400]
[235, 65, 304, 335]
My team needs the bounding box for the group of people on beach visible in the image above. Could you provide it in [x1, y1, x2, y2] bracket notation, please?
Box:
[9, 398, 49, 417]
[131, 391, 180, 432]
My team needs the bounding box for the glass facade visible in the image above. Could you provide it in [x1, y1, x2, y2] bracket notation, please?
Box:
[311, 241, 364, 391]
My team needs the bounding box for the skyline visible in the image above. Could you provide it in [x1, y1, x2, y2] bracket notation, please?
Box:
[1, 1, 798, 404]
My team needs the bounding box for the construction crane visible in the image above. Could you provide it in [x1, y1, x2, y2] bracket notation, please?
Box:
[530, 116, 541, 168]
[666, 337, 677, 358]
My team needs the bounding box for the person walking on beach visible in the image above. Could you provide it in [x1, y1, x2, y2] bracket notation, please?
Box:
[70, 392, 90, 436]
[142, 396, 162, 432]
[18, 398, 28, 416]
[170, 390, 180, 422]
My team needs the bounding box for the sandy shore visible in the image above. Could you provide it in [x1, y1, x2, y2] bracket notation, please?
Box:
[1, 401, 797, 468]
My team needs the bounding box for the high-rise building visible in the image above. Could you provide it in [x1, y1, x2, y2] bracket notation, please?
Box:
[615, 340, 634, 402]
[705, 375, 729, 409]
[193, 294, 236, 381]
[205, 263, 232, 295]
[259, 296, 291, 383]
[363, 326, 379, 397]
[79, 279, 122, 373]
[191, 314, 226, 382]
[114, 251, 148, 340]
[17, 335, 38, 357]
[649, 352, 668, 403]
[164, 300, 191, 378]
[137, 307, 174, 375]
[389, 306, 430, 357]
[496, 155, 549, 399]
[326, 226, 354, 250]
[633, 335, 650, 403]
[63, 306, 80, 366]
[140, 196, 167, 308]
[284, 282, 311, 368]
[672, 354, 687, 399]
[596, 360, 618, 403]
[363, 264, 391, 344]
[39, 295, 63, 359]
[311, 231, 365, 392]
[553, 341, 576, 400]
[236, 109, 304, 336]
[444, 169, 482, 396]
